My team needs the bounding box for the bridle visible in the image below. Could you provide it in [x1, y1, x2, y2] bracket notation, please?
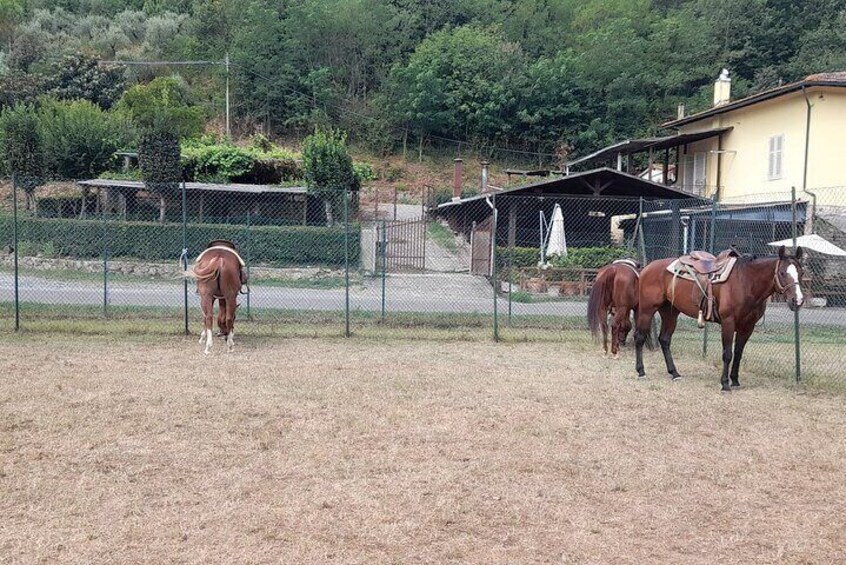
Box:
[773, 259, 798, 295]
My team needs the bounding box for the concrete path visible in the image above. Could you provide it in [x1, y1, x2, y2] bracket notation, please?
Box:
[1, 271, 843, 327]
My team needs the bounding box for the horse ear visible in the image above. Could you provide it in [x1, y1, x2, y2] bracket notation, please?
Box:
[795, 246, 804, 261]
[778, 245, 786, 259]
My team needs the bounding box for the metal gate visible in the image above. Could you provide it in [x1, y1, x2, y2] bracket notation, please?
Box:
[377, 216, 427, 272]
[470, 215, 493, 276]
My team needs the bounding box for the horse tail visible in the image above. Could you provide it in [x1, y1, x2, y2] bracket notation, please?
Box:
[587, 266, 612, 340]
[184, 256, 220, 283]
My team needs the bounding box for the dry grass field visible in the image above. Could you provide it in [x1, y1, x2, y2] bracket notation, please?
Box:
[2, 333, 845, 564]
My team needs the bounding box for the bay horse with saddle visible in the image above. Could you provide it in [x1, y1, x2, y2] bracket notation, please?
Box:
[587, 258, 641, 358]
[634, 245, 805, 391]
[184, 239, 249, 354]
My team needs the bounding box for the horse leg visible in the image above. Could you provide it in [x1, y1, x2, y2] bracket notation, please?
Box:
[634, 308, 654, 378]
[730, 323, 754, 388]
[657, 304, 682, 380]
[217, 298, 227, 338]
[200, 295, 214, 354]
[719, 320, 736, 392]
[225, 297, 237, 353]
[601, 311, 610, 356]
[611, 308, 626, 359]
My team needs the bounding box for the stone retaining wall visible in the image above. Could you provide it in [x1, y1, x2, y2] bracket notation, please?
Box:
[0, 254, 344, 281]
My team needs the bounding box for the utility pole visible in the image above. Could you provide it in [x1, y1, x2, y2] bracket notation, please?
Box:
[225, 52, 231, 139]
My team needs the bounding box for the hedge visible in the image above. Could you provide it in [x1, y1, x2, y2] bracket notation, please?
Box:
[0, 215, 359, 267]
[497, 246, 633, 270]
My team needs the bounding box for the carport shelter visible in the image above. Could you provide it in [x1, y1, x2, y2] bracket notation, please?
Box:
[435, 168, 707, 254]
[76, 179, 325, 225]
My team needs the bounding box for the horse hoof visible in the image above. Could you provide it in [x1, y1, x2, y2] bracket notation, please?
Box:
[731, 382, 741, 388]
[720, 388, 731, 394]
[671, 374, 683, 381]
[612, 353, 620, 360]
[637, 374, 646, 380]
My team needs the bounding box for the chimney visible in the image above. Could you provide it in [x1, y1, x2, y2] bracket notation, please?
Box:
[480, 161, 489, 193]
[677, 103, 685, 120]
[452, 158, 463, 201]
[713, 68, 731, 107]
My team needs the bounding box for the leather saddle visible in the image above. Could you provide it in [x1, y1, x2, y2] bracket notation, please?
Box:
[678, 249, 736, 274]
[671, 246, 741, 327]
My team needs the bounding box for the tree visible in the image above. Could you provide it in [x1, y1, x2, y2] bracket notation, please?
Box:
[116, 77, 204, 221]
[0, 71, 46, 110]
[39, 98, 135, 179]
[46, 53, 127, 110]
[0, 103, 45, 214]
[386, 25, 526, 144]
[302, 129, 360, 225]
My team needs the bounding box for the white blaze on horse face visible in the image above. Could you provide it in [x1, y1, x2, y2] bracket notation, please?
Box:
[786, 264, 804, 305]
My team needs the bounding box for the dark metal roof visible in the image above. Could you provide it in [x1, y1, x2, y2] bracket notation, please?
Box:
[566, 128, 732, 168]
[437, 168, 706, 214]
[78, 179, 308, 195]
[663, 76, 846, 128]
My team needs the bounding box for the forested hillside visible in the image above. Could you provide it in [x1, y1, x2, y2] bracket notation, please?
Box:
[1, 0, 844, 164]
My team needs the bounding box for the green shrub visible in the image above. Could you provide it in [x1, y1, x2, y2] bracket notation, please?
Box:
[497, 246, 631, 270]
[0, 215, 360, 267]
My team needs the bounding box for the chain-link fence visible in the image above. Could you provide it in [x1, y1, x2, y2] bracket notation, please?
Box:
[2, 177, 845, 389]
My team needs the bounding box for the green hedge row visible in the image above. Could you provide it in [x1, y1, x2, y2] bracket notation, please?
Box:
[497, 246, 633, 270]
[0, 215, 359, 267]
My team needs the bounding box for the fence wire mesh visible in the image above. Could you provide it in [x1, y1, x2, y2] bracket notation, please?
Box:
[2, 176, 845, 390]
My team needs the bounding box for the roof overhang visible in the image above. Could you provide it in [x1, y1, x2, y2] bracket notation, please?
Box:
[663, 79, 846, 128]
[436, 167, 706, 214]
[566, 128, 732, 169]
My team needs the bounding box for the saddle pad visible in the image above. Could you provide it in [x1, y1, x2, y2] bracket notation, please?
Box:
[195, 245, 246, 267]
[666, 257, 737, 284]
[612, 259, 640, 277]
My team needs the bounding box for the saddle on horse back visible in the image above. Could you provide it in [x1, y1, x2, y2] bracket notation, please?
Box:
[668, 246, 741, 327]
[202, 239, 249, 293]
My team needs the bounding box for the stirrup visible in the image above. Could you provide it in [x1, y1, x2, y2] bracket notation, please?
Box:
[697, 310, 705, 328]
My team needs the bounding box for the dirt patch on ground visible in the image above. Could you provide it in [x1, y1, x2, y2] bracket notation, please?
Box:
[1, 335, 845, 564]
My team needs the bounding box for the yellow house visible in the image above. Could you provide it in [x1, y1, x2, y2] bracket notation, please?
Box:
[566, 70, 846, 205]
[663, 70, 846, 204]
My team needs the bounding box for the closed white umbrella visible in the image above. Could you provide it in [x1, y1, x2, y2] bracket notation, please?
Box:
[546, 203, 568, 258]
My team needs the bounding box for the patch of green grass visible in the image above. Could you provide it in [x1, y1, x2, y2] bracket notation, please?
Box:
[427, 221, 459, 252]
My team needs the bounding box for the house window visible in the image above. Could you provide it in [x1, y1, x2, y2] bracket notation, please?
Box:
[768, 135, 784, 180]
[682, 152, 707, 192]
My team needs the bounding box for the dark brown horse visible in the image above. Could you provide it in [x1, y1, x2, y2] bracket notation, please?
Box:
[634, 245, 805, 391]
[587, 259, 640, 358]
[185, 240, 247, 354]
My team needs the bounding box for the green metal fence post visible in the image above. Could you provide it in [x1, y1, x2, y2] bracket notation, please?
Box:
[245, 210, 252, 320]
[492, 193, 499, 342]
[101, 191, 109, 318]
[182, 180, 189, 335]
[792, 185, 801, 382]
[380, 219, 387, 320]
[344, 189, 351, 338]
[703, 198, 718, 358]
[637, 197, 647, 265]
[12, 174, 19, 331]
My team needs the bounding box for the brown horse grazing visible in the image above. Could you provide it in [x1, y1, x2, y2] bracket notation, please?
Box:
[587, 259, 641, 358]
[184, 240, 248, 354]
[634, 245, 805, 391]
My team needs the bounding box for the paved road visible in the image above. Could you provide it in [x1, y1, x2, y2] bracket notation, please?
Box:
[1, 271, 844, 326]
